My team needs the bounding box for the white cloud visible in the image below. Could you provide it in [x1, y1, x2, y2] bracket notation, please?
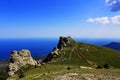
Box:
[87, 18, 94, 22]
[105, 0, 116, 6]
[105, 0, 120, 12]
[87, 17, 110, 24]
[87, 15, 120, 24]
[111, 15, 120, 24]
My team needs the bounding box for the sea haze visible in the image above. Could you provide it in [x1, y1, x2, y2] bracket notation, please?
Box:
[0, 38, 120, 59]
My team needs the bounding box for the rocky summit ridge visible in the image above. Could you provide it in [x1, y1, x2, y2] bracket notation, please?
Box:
[41, 36, 71, 63]
[41, 36, 98, 68]
[41, 36, 120, 68]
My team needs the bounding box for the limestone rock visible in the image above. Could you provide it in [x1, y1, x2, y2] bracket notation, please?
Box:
[8, 49, 37, 76]
[42, 36, 71, 63]
[57, 36, 71, 49]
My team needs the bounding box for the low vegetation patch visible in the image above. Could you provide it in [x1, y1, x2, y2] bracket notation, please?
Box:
[0, 70, 8, 80]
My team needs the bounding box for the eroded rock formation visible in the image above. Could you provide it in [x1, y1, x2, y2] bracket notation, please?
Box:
[41, 36, 71, 63]
[57, 36, 71, 49]
[8, 49, 37, 76]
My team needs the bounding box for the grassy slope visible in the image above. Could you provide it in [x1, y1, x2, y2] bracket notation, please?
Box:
[51, 40, 120, 68]
[8, 39, 120, 79]
[8, 64, 120, 80]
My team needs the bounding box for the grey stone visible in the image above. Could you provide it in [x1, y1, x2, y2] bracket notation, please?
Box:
[8, 49, 38, 76]
[42, 36, 71, 63]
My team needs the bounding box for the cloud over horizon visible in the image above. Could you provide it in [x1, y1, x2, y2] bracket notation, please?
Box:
[111, 15, 120, 24]
[87, 17, 110, 24]
[87, 15, 120, 24]
[105, 0, 120, 12]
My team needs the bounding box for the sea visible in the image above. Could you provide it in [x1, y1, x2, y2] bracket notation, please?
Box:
[0, 38, 120, 59]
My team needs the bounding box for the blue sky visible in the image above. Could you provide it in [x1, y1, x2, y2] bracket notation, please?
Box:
[0, 0, 120, 38]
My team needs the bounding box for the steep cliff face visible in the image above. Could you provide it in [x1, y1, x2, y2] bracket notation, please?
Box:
[8, 49, 38, 76]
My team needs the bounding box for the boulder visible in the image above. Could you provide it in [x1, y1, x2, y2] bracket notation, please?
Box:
[8, 49, 37, 76]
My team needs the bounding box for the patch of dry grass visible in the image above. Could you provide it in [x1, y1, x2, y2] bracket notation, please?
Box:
[8, 63, 120, 80]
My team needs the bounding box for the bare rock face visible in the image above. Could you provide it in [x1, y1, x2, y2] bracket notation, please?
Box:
[8, 49, 37, 76]
[41, 36, 71, 63]
[57, 36, 71, 49]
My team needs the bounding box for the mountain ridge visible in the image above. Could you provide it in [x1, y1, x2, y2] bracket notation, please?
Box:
[103, 42, 120, 51]
[41, 36, 120, 68]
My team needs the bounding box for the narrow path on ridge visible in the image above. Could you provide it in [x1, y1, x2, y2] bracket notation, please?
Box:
[68, 41, 97, 67]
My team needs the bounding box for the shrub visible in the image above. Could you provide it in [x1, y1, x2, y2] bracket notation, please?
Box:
[0, 70, 8, 80]
[103, 64, 110, 69]
[18, 70, 25, 78]
[96, 65, 103, 69]
[67, 66, 71, 70]
[17, 64, 34, 78]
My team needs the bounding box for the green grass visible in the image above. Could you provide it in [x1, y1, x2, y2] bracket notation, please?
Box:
[8, 64, 73, 80]
[51, 40, 120, 68]
[8, 38, 120, 79]
[8, 63, 120, 80]
[0, 70, 8, 80]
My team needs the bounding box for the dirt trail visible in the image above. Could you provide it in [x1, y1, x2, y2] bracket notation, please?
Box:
[68, 42, 97, 68]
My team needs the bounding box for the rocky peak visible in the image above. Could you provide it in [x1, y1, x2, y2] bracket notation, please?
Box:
[57, 36, 71, 49]
[8, 49, 38, 76]
[41, 36, 71, 63]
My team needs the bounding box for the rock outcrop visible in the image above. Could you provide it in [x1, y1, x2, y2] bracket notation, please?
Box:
[8, 49, 37, 76]
[57, 36, 71, 49]
[7, 36, 71, 75]
[41, 36, 71, 63]
[41, 36, 98, 68]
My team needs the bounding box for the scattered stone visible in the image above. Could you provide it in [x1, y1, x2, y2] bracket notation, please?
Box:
[80, 66, 93, 69]
[53, 73, 78, 80]
[86, 49, 89, 52]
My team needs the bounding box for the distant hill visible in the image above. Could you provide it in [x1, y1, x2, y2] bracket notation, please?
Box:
[103, 42, 120, 51]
